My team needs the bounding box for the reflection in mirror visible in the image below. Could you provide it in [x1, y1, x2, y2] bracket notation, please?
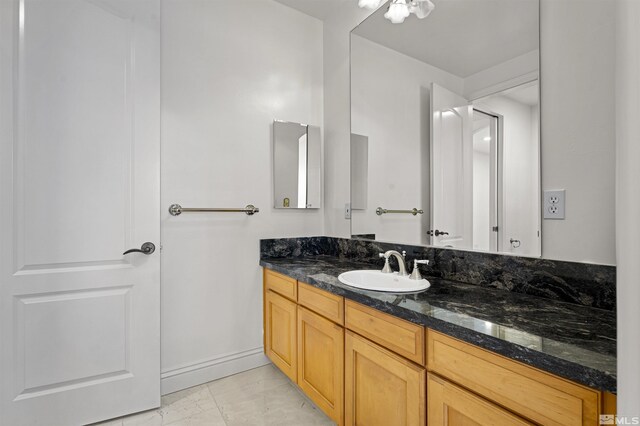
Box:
[473, 82, 540, 256]
[273, 120, 321, 209]
[351, 134, 375, 240]
[351, 134, 369, 210]
[471, 108, 499, 252]
[430, 81, 541, 256]
[351, 0, 540, 256]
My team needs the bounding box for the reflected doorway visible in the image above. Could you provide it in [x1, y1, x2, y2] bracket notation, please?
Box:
[472, 109, 500, 252]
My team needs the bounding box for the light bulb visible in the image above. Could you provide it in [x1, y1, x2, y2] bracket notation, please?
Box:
[409, 0, 435, 19]
[384, 0, 410, 24]
[358, 0, 384, 9]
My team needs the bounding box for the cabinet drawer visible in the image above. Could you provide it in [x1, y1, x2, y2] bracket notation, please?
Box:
[427, 330, 600, 426]
[345, 300, 424, 365]
[298, 281, 344, 325]
[264, 269, 297, 301]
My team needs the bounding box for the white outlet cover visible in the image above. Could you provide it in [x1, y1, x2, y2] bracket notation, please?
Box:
[544, 190, 565, 219]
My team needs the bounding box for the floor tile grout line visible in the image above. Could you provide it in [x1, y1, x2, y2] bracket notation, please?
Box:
[205, 380, 230, 426]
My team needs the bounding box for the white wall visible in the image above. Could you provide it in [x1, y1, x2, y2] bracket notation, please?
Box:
[616, 0, 640, 414]
[540, 0, 616, 265]
[350, 35, 463, 244]
[161, 0, 324, 394]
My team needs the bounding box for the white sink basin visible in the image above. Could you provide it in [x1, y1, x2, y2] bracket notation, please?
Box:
[338, 270, 430, 293]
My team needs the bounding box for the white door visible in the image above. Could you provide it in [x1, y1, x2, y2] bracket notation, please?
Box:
[0, 0, 161, 425]
[430, 83, 473, 249]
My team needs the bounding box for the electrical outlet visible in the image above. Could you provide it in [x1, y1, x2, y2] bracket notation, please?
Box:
[544, 190, 565, 219]
[344, 203, 351, 219]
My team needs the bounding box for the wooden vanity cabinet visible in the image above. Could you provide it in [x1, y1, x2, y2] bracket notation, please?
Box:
[263, 270, 345, 425]
[263, 268, 615, 426]
[263, 270, 427, 426]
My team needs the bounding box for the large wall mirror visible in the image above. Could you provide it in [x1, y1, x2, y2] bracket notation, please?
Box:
[350, 0, 618, 265]
[351, 0, 542, 257]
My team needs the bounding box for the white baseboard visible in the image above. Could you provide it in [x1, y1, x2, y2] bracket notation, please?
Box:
[160, 347, 270, 395]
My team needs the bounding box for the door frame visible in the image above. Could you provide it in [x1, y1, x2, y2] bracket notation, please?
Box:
[472, 107, 504, 253]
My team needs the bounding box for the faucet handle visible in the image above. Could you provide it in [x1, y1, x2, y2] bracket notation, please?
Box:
[379, 252, 393, 274]
[409, 259, 429, 280]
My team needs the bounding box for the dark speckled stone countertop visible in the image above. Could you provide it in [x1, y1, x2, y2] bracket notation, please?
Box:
[260, 255, 617, 393]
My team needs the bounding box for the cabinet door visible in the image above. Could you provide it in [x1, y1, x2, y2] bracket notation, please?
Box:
[298, 307, 344, 425]
[345, 331, 425, 426]
[264, 290, 297, 382]
[427, 373, 533, 426]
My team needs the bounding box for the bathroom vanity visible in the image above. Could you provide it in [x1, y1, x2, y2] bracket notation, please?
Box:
[260, 238, 616, 426]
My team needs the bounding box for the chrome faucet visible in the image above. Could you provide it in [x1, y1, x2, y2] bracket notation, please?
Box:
[378, 250, 408, 276]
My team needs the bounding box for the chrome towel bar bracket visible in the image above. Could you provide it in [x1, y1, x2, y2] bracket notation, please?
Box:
[168, 204, 260, 216]
[376, 207, 424, 216]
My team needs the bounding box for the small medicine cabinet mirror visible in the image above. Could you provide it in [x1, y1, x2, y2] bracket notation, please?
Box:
[273, 120, 321, 209]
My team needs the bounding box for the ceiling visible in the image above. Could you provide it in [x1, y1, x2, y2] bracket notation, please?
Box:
[273, 0, 352, 21]
[353, 0, 539, 78]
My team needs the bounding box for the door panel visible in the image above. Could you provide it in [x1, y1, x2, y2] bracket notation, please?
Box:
[16, 288, 130, 394]
[345, 331, 425, 426]
[431, 83, 473, 249]
[264, 290, 297, 382]
[0, 0, 160, 424]
[297, 306, 344, 424]
[18, 0, 133, 269]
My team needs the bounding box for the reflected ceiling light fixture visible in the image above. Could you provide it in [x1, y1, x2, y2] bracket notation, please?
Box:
[384, 0, 411, 23]
[358, 0, 435, 24]
[358, 0, 385, 9]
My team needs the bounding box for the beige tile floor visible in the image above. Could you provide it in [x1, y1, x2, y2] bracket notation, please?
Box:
[95, 364, 335, 426]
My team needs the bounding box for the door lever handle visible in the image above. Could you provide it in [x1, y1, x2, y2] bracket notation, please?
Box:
[123, 242, 156, 256]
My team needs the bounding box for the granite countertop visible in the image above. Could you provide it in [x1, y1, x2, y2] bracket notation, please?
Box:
[260, 255, 617, 393]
